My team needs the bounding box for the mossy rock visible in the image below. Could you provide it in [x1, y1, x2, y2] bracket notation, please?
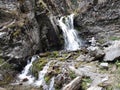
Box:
[32, 58, 48, 78]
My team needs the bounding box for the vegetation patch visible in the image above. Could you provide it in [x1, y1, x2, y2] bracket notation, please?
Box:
[32, 58, 48, 78]
[81, 77, 92, 90]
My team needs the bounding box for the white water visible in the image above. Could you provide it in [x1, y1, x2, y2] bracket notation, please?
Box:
[33, 61, 52, 88]
[18, 56, 38, 85]
[49, 77, 55, 90]
[58, 14, 82, 51]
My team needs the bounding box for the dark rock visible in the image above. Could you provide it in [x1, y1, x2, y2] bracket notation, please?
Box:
[22, 78, 28, 82]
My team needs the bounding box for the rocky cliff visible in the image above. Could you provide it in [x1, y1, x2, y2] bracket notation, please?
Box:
[0, 0, 120, 65]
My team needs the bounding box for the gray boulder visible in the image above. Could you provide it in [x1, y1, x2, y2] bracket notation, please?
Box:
[104, 41, 120, 61]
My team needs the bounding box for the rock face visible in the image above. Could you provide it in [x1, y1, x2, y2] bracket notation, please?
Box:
[0, 0, 120, 65]
[0, 0, 61, 64]
[75, 0, 120, 42]
[0, 0, 40, 61]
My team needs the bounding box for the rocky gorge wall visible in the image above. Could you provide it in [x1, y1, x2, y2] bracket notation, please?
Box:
[0, 0, 120, 65]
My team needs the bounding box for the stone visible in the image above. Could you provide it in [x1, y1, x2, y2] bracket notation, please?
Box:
[104, 41, 120, 61]
[76, 54, 94, 61]
[77, 46, 104, 61]
[22, 78, 29, 82]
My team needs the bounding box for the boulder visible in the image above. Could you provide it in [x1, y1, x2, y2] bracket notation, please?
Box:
[76, 46, 104, 61]
[104, 41, 120, 61]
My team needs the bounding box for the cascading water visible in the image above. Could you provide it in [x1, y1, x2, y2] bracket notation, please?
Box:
[18, 56, 38, 85]
[13, 55, 54, 90]
[49, 77, 55, 90]
[33, 61, 52, 89]
[58, 14, 82, 51]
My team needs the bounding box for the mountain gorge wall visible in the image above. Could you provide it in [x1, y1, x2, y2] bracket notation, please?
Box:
[0, 0, 120, 65]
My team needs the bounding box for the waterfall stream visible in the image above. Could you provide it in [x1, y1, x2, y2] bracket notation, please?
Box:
[58, 14, 82, 51]
[18, 56, 38, 85]
[33, 61, 52, 89]
[14, 56, 54, 90]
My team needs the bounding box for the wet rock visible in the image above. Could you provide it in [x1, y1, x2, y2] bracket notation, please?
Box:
[22, 78, 29, 82]
[104, 41, 120, 61]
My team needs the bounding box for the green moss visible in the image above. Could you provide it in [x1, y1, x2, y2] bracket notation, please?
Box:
[109, 37, 120, 41]
[69, 71, 76, 79]
[50, 51, 59, 58]
[81, 77, 92, 90]
[57, 57, 66, 61]
[13, 30, 21, 37]
[105, 86, 113, 90]
[115, 60, 120, 67]
[44, 75, 52, 84]
[32, 58, 48, 78]
[45, 76, 50, 83]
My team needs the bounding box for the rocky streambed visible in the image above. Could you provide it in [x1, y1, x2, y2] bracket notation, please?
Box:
[1, 40, 120, 90]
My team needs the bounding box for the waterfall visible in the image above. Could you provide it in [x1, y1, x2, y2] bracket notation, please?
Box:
[58, 14, 82, 51]
[49, 77, 55, 90]
[18, 56, 38, 85]
[13, 56, 54, 89]
[33, 61, 52, 89]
